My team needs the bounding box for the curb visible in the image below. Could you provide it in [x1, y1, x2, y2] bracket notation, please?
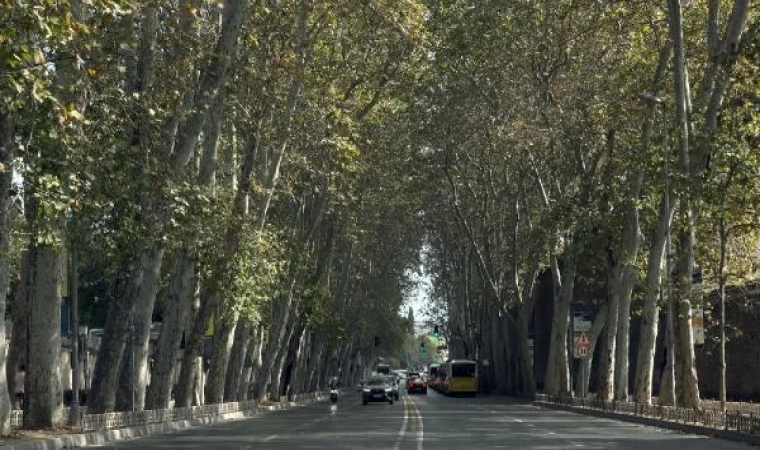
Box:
[534, 401, 760, 447]
[0, 397, 326, 450]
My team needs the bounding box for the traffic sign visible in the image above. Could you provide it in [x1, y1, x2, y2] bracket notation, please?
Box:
[574, 332, 591, 359]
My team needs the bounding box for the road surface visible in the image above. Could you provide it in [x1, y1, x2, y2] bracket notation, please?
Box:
[97, 390, 752, 449]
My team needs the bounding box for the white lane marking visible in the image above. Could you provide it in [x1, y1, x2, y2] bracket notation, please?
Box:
[409, 396, 424, 450]
[393, 395, 411, 450]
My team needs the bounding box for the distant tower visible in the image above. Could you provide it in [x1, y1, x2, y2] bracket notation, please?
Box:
[407, 307, 415, 334]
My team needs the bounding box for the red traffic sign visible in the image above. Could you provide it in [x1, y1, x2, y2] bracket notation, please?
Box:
[574, 332, 591, 359]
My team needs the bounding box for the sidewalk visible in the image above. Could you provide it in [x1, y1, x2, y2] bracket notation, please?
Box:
[0, 395, 326, 450]
[535, 398, 760, 447]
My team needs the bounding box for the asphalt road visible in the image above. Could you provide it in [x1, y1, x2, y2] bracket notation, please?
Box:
[97, 390, 753, 449]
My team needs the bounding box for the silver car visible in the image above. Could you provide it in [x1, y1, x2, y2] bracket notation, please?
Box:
[361, 376, 395, 405]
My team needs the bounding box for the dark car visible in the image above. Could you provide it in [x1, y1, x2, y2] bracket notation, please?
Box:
[361, 376, 395, 405]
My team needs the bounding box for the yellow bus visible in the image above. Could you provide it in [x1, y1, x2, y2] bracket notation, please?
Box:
[441, 359, 478, 396]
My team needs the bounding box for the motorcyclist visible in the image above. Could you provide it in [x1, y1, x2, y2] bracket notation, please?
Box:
[329, 376, 339, 403]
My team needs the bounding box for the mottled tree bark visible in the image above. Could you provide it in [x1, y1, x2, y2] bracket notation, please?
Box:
[116, 248, 164, 411]
[667, 0, 700, 409]
[599, 263, 621, 401]
[252, 270, 298, 401]
[634, 196, 675, 403]
[145, 249, 196, 410]
[544, 254, 576, 396]
[632, 41, 674, 404]
[224, 320, 250, 402]
[88, 258, 142, 413]
[239, 325, 263, 400]
[25, 239, 64, 428]
[0, 113, 15, 434]
[516, 268, 538, 396]
[204, 316, 237, 404]
[6, 252, 28, 410]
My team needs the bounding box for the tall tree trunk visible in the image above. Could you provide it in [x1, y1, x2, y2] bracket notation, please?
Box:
[25, 238, 64, 428]
[224, 320, 250, 402]
[290, 331, 308, 396]
[6, 252, 28, 410]
[613, 121, 651, 401]
[115, 318, 136, 412]
[718, 216, 727, 412]
[517, 269, 538, 396]
[668, 0, 700, 409]
[239, 325, 263, 400]
[267, 306, 301, 401]
[545, 253, 576, 396]
[490, 309, 508, 393]
[338, 340, 354, 387]
[633, 196, 675, 403]
[0, 113, 15, 434]
[88, 258, 140, 413]
[175, 288, 208, 408]
[145, 249, 196, 410]
[252, 269, 298, 401]
[280, 322, 305, 400]
[614, 233, 640, 401]
[628, 41, 673, 403]
[660, 301, 677, 406]
[674, 239, 699, 408]
[517, 301, 535, 396]
[599, 261, 621, 401]
[115, 248, 164, 411]
[305, 337, 324, 394]
[205, 316, 238, 404]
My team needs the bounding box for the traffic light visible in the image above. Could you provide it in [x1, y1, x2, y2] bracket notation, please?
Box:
[374, 336, 380, 347]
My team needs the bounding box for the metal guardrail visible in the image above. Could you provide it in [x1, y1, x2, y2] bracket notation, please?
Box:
[10, 392, 325, 431]
[535, 394, 760, 435]
[694, 399, 760, 416]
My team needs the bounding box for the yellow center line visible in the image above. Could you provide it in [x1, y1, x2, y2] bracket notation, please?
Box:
[407, 395, 424, 450]
[393, 395, 411, 450]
